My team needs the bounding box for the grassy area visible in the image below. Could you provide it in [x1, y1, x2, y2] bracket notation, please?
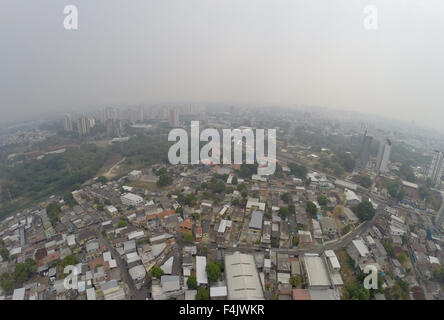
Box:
[126, 180, 158, 190]
[336, 249, 357, 285]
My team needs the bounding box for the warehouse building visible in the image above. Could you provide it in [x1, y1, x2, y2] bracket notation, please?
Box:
[224, 252, 264, 300]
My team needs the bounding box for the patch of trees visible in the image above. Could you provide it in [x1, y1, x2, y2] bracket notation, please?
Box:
[354, 175, 373, 189]
[14, 258, 37, 284]
[279, 207, 289, 219]
[208, 179, 226, 194]
[418, 185, 441, 210]
[0, 273, 15, 294]
[290, 275, 302, 288]
[288, 163, 307, 180]
[47, 202, 61, 226]
[196, 286, 210, 300]
[61, 254, 79, 268]
[385, 279, 410, 300]
[184, 231, 194, 243]
[151, 266, 164, 279]
[306, 201, 317, 217]
[117, 216, 127, 228]
[187, 275, 197, 289]
[386, 180, 405, 201]
[344, 282, 370, 300]
[281, 193, 291, 204]
[433, 267, 444, 283]
[63, 192, 76, 207]
[382, 240, 395, 257]
[206, 262, 221, 282]
[157, 173, 173, 187]
[352, 201, 375, 221]
[238, 163, 258, 178]
[317, 195, 328, 206]
[398, 163, 415, 182]
[0, 248, 9, 261]
[0, 144, 108, 219]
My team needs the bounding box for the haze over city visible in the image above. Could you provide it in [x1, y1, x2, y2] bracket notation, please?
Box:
[1, 0, 444, 131]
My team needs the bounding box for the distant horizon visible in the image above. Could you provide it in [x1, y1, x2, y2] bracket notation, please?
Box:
[2, 101, 443, 139]
[1, 1, 444, 134]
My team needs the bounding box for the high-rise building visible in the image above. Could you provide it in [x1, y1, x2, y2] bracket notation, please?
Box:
[359, 131, 373, 167]
[63, 114, 73, 132]
[426, 150, 444, 185]
[169, 108, 179, 127]
[77, 116, 91, 136]
[106, 119, 123, 137]
[376, 139, 392, 174]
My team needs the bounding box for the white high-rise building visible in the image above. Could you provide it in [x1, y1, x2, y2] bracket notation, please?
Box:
[77, 116, 91, 136]
[169, 108, 179, 127]
[376, 139, 392, 174]
[427, 150, 444, 185]
[63, 114, 73, 132]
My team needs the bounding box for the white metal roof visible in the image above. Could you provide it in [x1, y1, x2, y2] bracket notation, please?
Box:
[161, 256, 174, 274]
[128, 231, 145, 240]
[86, 288, 96, 300]
[196, 256, 208, 285]
[304, 255, 331, 287]
[224, 252, 264, 300]
[12, 287, 26, 300]
[210, 286, 227, 297]
[352, 239, 370, 257]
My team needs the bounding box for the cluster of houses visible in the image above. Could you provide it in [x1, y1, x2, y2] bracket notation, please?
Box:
[1, 158, 443, 300]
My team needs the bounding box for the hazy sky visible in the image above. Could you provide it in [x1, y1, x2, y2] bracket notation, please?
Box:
[1, 0, 443, 130]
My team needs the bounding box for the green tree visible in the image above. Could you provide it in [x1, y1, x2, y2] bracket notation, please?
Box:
[306, 201, 317, 217]
[317, 195, 328, 206]
[157, 173, 173, 187]
[61, 254, 79, 268]
[0, 248, 9, 261]
[151, 266, 164, 279]
[383, 240, 395, 257]
[0, 273, 14, 294]
[398, 253, 408, 265]
[184, 231, 194, 243]
[355, 175, 373, 188]
[185, 194, 197, 205]
[281, 193, 291, 204]
[14, 259, 37, 283]
[196, 286, 210, 300]
[187, 275, 198, 289]
[97, 176, 108, 184]
[232, 176, 238, 185]
[63, 192, 76, 207]
[290, 275, 302, 288]
[46, 202, 61, 226]
[292, 236, 299, 247]
[399, 163, 415, 182]
[279, 207, 289, 219]
[117, 219, 127, 228]
[206, 262, 221, 282]
[344, 283, 370, 300]
[352, 201, 375, 221]
[239, 163, 258, 178]
[288, 163, 307, 180]
[209, 180, 225, 193]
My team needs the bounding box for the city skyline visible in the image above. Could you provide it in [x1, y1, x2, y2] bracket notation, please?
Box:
[1, 1, 444, 131]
